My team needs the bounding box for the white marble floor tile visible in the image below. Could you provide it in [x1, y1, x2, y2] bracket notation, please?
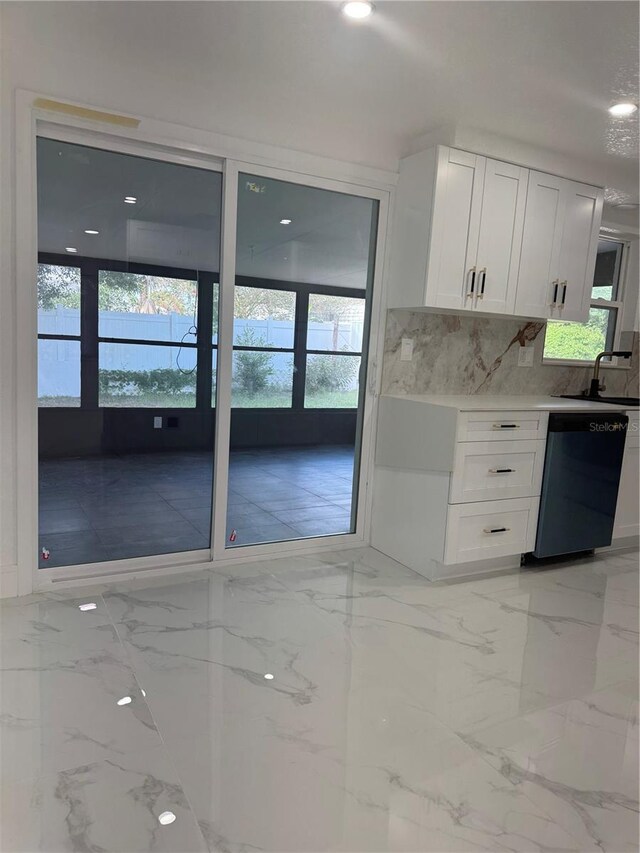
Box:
[0, 748, 207, 852]
[460, 691, 640, 851]
[1, 546, 637, 852]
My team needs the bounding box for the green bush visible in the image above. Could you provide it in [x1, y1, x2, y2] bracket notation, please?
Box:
[306, 354, 359, 393]
[98, 368, 196, 397]
[544, 320, 606, 361]
[234, 329, 274, 394]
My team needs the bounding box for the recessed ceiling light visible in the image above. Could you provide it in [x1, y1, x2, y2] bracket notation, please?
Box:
[78, 602, 97, 611]
[117, 696, 132, 706]
[342, 1, 374, 19]
[158, 811, 176, 826]
[264, 673, 274, 680]
[280, 219, 292, 225]
[124, 196, 137, 204]
[608, 102, 637, 117]
[65, 247, 78, 253]
[84, 229, 99, 235]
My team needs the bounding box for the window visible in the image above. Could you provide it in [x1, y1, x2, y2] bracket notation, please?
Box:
[231, 286, 296, 407]
[37, 257, 365, 411]
[37, 263, 82, 406]
[305, 294, 365, 408]
[543, 238, 626, 363]
[98, 270, 199, 408]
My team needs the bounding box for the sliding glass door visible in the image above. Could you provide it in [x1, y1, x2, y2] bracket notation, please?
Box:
[36, 140, 382, 574]
[224, 173, 378, 548]
[36, 138, 222, 568]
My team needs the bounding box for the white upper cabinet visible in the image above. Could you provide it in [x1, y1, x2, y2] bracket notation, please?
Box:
[512, 171, 565, 318]
[514, 174, 603, 321]
[425, 147, 485, 311]
[388, 145, 603, 321]
[555, 181, 604, 321]
[473, 158, 528, 315]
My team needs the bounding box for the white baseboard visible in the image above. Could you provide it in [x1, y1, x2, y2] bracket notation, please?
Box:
[599, 536, 640, 555]
[411, 554, 522, 582]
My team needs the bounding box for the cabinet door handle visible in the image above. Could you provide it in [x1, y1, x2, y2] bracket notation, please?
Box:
[488, 468, 515, 474]
[466, 267, 476, 298]
[483, 527, 510, 534]
[551, 279, 559, 305]
[560, 281, 567, 306]
[477, 268, 487, 298]
[492, 423, 520, 429]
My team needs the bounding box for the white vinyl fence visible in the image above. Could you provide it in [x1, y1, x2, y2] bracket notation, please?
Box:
[38, 308, 363, 398]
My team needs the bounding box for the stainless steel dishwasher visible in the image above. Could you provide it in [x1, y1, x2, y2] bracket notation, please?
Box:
[532, 412, 628, 558]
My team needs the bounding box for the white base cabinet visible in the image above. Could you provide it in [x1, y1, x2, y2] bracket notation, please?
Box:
[372, 397, 548, 580]
[372, 396, 636, 582]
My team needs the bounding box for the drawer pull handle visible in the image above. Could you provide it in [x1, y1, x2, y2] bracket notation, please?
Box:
[492, 423, 520, 429]
[484, 527, 510, 534]
[488, 468, 515, 474]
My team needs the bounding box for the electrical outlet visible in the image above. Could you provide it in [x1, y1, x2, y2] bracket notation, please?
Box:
[153, 417, 163, 429]
[518, 346, 535, 368]
[400, 338, 414, 362]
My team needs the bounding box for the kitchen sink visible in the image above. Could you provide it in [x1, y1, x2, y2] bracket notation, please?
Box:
[559, 394, 640, 406]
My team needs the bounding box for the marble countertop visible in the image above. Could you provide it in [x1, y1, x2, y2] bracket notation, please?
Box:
[382, 393, 640, 412]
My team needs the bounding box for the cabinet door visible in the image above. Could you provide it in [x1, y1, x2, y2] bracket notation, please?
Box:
[514, 171, 565, 319]
[426, 147, 485, 310]
[474, 159, 528, 315]
[555, 181, 604, 322]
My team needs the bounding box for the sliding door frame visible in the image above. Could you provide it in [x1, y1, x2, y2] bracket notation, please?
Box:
[210, 160, 388, 562]
[14, 91, 393, 595]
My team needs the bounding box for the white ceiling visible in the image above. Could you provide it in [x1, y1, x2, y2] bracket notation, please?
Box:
[37, 139, 376, 287]
[4, 1, 638, 205]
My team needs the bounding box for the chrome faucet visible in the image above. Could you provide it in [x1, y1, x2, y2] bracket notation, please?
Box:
[588, 350, 632, 397]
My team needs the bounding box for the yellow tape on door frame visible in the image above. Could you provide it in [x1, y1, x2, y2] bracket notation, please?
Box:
[33, 98, 140, 128]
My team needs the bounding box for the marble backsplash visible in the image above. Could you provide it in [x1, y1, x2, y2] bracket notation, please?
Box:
[381, 310, 639, 398]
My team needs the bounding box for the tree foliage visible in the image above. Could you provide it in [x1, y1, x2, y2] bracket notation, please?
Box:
[545, 309, 609, 361]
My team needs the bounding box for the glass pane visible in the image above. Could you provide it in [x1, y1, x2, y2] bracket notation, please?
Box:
[236, 177, 373, 288]
[38, 339, 80, 406]
[38, 264, 81, 335]
[592, 239, 623, 301]
[38, 138, 221, 568]
[544, 307, 617, 362]
[227, 172, 378, 549]
[99, 343, 197, 407]
[307, 294, 365, 352]
[231, 350, 293, 407]
[305, 354, 361, 408]
[98, 271, 197, 342]
[232, 286, 296, 348]
[212, 282, 220, 345]
[211, 349, 217, 407]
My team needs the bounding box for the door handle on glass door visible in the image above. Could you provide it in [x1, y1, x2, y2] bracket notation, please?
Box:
[551, 279, 559, 306]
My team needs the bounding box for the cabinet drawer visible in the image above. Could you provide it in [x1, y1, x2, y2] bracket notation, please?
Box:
[444, 498, 539, 564]
[449, 439, 545, 503]
[457, 410, 548, 442]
